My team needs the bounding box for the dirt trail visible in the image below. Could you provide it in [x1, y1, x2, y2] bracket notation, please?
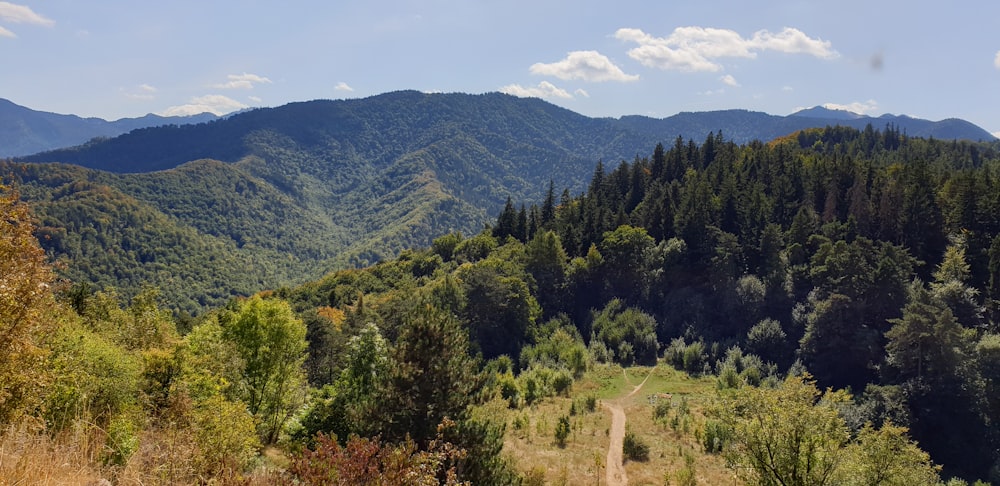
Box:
[602, 370, 652, 486]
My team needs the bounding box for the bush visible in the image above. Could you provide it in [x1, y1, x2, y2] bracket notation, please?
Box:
[105, 414, 140, 466]
[653, 401, 671, 421]
[584, 396, 597, 413]
[523, 466, 546, 486]
[702, 419, 733, 453]
[666, 337, 687, 369]
[675, 451, 698, 486]
[552, 370, 573, 396]
[682, 341, 706, 375]
[623, 429, 649, 462]
[554, 415, 570, 448]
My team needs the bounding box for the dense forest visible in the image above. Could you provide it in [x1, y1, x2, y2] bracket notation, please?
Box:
[5, 91, 995, 317]
[3, 125, 1000, 484]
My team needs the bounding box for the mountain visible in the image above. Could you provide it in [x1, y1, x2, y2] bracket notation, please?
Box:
[5, 91, 997, 313]
[790, 106, 866, 120]
[0, 98, 218, 157]
[789, 105, 996, 140]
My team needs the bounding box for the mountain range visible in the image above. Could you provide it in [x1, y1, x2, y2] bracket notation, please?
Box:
[0, 98, 219, 158]
[3, 91, 996, 313]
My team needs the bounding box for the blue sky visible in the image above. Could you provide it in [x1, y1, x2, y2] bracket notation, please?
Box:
[3, 1, 999, 137]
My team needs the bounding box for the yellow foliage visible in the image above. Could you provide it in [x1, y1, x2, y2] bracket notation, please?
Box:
[317, 306, 346, 331]
[0, 184, 56, 425]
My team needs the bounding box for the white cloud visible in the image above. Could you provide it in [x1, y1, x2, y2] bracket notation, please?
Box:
[720, 74, 740, 87]
[123, 84, 158, 101]
[574, 88, 590, 98]
[499, 81, 573, 99]
[994, 50, 1000, 69]
[782, 85, 794, 92]
[993, 131, 1000, 139]
[749, 27, 837, 59]
[529, 50, 639, 82]
[0, 2, 54, 26]
[822, 99, 878, 115]
[212, 73, 272, 89]
[334, 81, 354, 92]
[0, 25, 13, 37]
[160, 94, 247, 116]
[615, 26, 838, 72]
[248, 95, 262, 103]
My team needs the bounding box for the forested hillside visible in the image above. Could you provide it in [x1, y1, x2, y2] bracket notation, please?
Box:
[3, 125, 1000, 484]
[475, 125, 1000, 481]
[6, 92, 997, 315]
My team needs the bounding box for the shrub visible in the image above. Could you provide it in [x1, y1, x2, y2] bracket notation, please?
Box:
[623, 429, 649, 462]
[682, 341, 706, 375]
[554, 415, 570, 448]
[104, 414, 140, 466]
[666, 337, 687, 369]
[584, 396, 597, 413]
[653, 401, 671, 421]
[523, 466, 546, 486]
[552, 370, 573, 396]
[675, 451, 698, 486]
[702, 419, 733, 453]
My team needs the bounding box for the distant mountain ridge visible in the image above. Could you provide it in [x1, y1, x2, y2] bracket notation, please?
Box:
[4, 94, 995, 162]
[789, 105, 993, 141]
[0, 98, 218, 157]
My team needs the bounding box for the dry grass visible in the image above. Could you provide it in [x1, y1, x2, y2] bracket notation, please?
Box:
[0, 421, 281, 486]
[503, 363, 743, 485]
[0, 422, 105, 485]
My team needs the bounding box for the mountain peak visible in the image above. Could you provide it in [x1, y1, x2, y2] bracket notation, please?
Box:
[790, 105, 866, 120]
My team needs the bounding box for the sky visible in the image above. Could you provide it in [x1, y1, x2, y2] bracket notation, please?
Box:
[3, 1, 1000, 137]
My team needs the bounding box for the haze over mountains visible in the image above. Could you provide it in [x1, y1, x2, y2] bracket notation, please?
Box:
[0, 98, 218, 158]
[2, 90, 997, 313]
[3, 92, 994, 161]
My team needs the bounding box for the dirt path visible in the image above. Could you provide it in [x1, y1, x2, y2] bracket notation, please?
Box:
[602, 370, 652, 486]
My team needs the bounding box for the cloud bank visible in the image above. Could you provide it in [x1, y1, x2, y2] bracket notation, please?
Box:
[530, 50, 639, 82]
[615, 26, 837, 72]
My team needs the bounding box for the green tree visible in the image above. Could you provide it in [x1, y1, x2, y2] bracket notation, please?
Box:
[554, 414, 570, 447]
[459, 261, 538, 361]
[382, 301, 479, 445]
[524, 230, 568, 318]
[598, 225, 655, 304]
[219, 295, 308, 443]
[885, 282, 972, 384]
[799, 293, 877, 389]
[839, 422, 941, 486]
[719, 374, 850, 486]
[297, 322, 390, 443]
[591, 299, 658, 366]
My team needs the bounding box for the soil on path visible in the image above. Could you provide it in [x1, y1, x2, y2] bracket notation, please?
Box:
[602, 369, 652, 486]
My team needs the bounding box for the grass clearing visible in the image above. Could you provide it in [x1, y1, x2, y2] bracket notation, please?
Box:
[501, 362, 741, 485]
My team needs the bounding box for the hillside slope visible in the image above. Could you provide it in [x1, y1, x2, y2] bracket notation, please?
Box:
[6, 91, 997, 312]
